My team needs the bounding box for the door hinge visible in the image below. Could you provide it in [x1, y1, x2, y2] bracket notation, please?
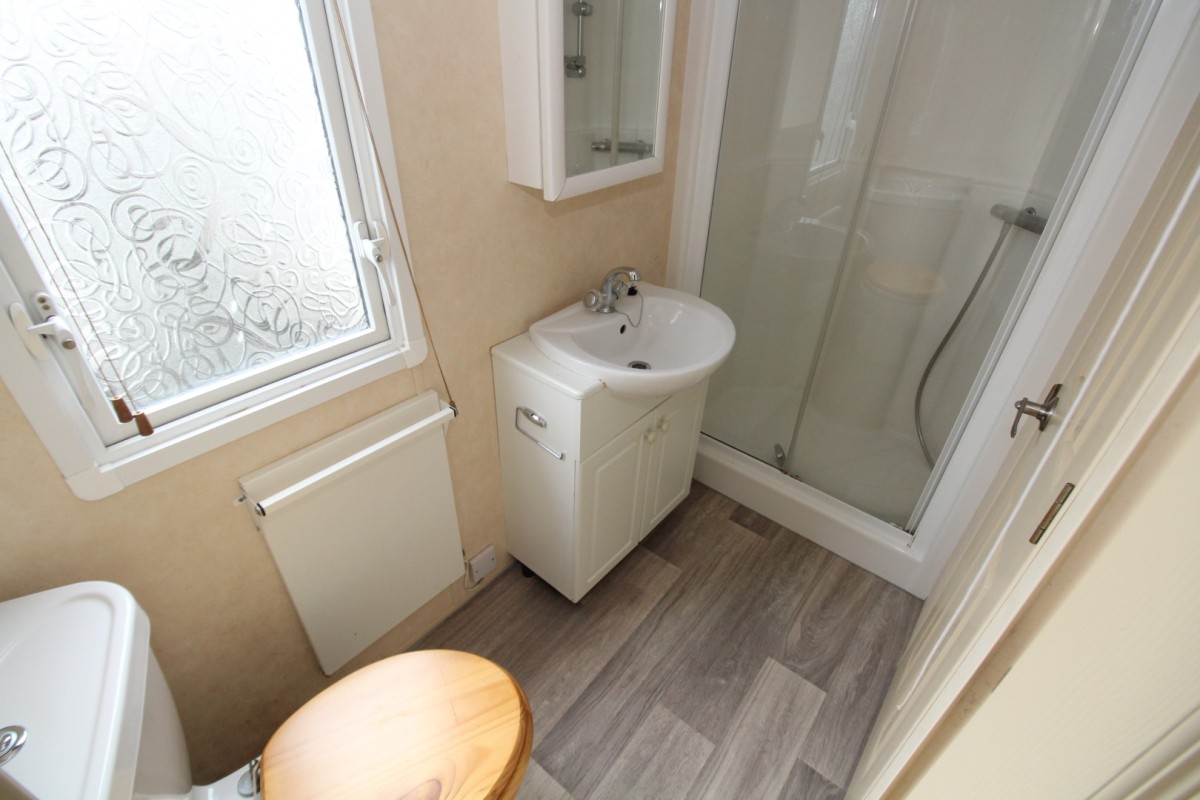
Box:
[1030, 482, 1074, 544]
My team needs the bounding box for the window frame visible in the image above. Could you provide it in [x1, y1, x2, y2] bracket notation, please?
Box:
[0, 0, 427, 500]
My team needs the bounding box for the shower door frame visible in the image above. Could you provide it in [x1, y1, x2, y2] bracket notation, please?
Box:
[668, 0, 1198, 596]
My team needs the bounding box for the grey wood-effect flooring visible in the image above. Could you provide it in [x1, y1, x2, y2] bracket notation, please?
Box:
[416, 482, 922, 800]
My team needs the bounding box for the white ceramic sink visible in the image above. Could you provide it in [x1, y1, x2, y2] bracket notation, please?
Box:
[529, 283, 735, 397]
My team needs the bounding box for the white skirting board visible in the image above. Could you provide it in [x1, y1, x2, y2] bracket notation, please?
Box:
[239, 390, 464, 675]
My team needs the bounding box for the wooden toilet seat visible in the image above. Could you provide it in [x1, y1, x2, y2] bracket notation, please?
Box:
[261, 650, 532, 799]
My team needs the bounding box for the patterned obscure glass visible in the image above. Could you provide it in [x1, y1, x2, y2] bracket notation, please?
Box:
[0, 0, 369, 410]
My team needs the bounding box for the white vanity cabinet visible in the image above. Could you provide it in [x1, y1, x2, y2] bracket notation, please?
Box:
[492, 334, 706, 602]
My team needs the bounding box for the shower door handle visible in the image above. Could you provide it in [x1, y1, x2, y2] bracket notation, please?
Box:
[1010, 383, 1061, 437]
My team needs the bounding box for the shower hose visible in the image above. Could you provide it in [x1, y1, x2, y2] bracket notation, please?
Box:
[914, 221, 1014, 468]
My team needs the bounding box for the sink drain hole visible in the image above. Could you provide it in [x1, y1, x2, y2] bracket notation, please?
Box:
[628, 360, 651, 370]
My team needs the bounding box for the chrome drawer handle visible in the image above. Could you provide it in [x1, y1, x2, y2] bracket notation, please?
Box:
[515, 407, 565, 460]
[0, 725, 26, 767]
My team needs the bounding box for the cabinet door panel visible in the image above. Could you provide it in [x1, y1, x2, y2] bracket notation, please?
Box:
[644, 382, 707, 533]
[578, 420, 649, 589]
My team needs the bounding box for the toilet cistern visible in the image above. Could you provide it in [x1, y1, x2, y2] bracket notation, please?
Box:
[583, 267, 641, 313]
[0, 582, 532, 800]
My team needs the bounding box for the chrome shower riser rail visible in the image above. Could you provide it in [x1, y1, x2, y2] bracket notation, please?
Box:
[914, 204, 1048, 469]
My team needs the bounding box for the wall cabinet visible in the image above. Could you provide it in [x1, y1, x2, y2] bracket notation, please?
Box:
[496, 0, 676, 201]
[492, 334, 706, 601]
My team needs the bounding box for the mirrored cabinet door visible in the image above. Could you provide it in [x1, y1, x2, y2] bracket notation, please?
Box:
[498, 0, 675, 201]
[562, 0, 664, 179]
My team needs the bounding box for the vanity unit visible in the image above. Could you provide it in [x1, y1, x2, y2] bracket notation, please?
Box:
[492, 334, 705, 602]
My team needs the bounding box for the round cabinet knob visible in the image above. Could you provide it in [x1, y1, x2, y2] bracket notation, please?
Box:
[658, 420, 671, 433]
[645, 430, 658, 444]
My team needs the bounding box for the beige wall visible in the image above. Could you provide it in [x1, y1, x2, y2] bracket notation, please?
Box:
[0, 0, 690, 783]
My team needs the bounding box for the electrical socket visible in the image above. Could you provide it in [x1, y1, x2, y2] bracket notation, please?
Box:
[467, 545, 497, 584]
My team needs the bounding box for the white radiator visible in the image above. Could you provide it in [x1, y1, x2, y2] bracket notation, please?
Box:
[239, 390, 464, 675]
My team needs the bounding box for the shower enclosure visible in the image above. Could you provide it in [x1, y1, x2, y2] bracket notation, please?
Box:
[695, 0, 1152, 533]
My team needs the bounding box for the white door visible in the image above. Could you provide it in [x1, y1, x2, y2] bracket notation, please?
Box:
[847, 38, 1200, 798]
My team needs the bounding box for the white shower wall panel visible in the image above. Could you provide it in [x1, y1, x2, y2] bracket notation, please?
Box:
[874, 0, 1109, 190]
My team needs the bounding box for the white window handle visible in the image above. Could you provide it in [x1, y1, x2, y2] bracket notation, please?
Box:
[355, 220, 393, 307]
[28, 315, 76, 351]
[8, 300, 75, 360]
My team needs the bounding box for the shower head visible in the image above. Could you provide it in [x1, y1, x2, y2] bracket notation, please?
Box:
[990, 203, 1047, 235]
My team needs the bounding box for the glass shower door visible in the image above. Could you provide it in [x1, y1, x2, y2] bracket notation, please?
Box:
[699, 0, 1149, 528]
[699, 0, 907, 470]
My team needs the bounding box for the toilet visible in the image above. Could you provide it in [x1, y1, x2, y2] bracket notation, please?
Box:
[0, 582, 532, 799]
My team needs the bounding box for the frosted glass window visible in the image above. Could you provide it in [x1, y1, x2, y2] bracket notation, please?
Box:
[0, 0, 379, 421]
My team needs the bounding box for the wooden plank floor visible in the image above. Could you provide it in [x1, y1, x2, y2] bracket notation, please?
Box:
[416, 482, 922, 800]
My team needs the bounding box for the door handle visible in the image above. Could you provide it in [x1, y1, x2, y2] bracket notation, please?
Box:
[1010, 383, 1061, 437]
